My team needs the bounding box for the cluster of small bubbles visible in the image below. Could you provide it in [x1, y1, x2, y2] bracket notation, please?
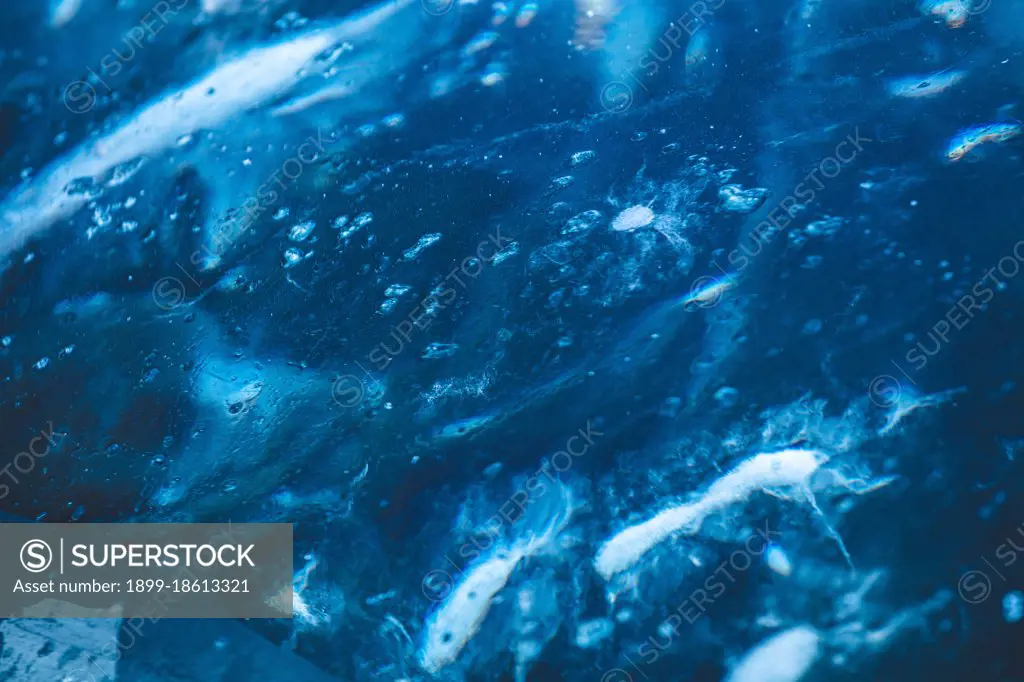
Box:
[354, 212, 374, 228]
[563, 210, 603, 235]
[718, 184, 770, 213]
[365, 589, 397, 606]
[802, 255, 824, 269]
[379, 298, 399, 314]
[384, 284, 412, 297]
[515, 1, 538, 26]
[491, 1, 512, 24]
[289, 221, 316, 242]
[569, 150, 597, 166]
[33, 357, 50, 370]
[480, 64, 507, 87]
[717, 167, 738, 183]
[491, 241, 518, 264]
[660, 396, 683, 418]
[429, 73, 458, 99]
[422, 342, 459, 360]
[548, 176, 574, 193]
[805, 216, 843, 237]
[274, 10, 309, 30]
[273, 207, 290, 221]
[105, 159, 145, 187]
[547, 202, 572, 226]
[463, 31, 500, 57]
[338, 219, 361, 240]
[422, 373, 493, 405]
[404, 233, 442, 260]
[282, 248, 304, 268]
[382, 113, 405, 128]
[332, 215, 349, 230]
[714, 386, 739, 408]
[92, 205, 113, 228]
[215, 267, 250, 293]
[1004, 591, 1023, 623]
[574, 618, 614, 648]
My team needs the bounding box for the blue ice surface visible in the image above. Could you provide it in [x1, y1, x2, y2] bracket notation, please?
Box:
[0, 0, 1023, 680]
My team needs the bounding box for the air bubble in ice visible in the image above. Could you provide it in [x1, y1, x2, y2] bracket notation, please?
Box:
[718, 184, 770, 213]
[611, 205, 655, 232]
